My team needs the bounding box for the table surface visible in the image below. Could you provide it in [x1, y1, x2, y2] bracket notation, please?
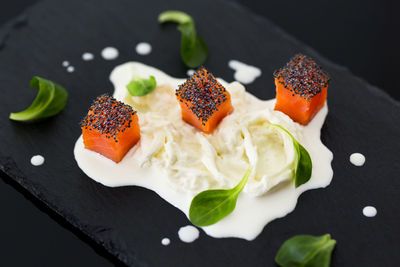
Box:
[0, 0, 398, 266]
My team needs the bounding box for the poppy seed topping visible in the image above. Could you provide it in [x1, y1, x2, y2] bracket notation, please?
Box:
[176, 67, 229, 126]
[80, 94, 136, 142]
[273, 54, 330, 101]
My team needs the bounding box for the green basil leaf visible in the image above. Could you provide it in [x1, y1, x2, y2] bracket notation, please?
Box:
[9, 76, 68, 121]
[158, 10, 208, 68]
[189, 167, 252, 227]
[270, 124, 312, 187]
[179, 22, 208, 68]
[295, 143, 312, 187]
[275, 234, 336, 267]
[126, 76, 157, 96]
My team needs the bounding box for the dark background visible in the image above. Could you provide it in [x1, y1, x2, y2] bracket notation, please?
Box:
[0, 0, 398, 266]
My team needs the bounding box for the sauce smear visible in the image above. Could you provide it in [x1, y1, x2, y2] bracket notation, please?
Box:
[228, 60, 261, 84]
[74, 62, 333, 240]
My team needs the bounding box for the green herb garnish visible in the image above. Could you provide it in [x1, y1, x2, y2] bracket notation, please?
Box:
[270, 124, 312, 187]
[275, 234, 336, 267]
[126, 76, 157, 96]
[158, 10, 208, 68]
[189, 167, 252, 227]
[9, 76, 68, 121]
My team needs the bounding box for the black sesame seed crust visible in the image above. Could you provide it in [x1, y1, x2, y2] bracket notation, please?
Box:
[80, 94, 136, 142]
[176, 66, 228, 126]
[273, 54, 330, 101]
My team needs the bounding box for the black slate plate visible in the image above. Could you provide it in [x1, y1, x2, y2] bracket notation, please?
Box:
[0, 0, 399, 266]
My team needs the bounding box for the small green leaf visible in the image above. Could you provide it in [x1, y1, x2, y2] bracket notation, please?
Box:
[189, 167, 252, 227]
[158, 10, 192, 24]
[126, 76, 157, 96]
[295, 143, 312, 187]
[9, 76, 68, 121]
[178, 22, 208, 68]
[275, 234, 336, 267]
[270, 124, 312, 187]
[158, 10, 208, 68]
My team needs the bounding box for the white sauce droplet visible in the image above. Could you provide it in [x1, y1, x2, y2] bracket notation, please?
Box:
[31, 155, 45, 166]
[161, 237, 170, 246]
[350, 153, 365, 166]
[135, 42, 152, 55]
[187, 69, 195, 76]
[62, 61, 69, 67]
[67, 66, 75, 73]
[101, 47, 119, 60]
[178, 225, 199, 243]
[228, 60, 261, 84]
[363, 206, 377, 217]
[82, 52, 94, 61]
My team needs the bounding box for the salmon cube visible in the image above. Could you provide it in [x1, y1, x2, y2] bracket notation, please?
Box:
[80, 94, 140, 163]
[274, 54, 329, 125]
[176, 67, 233, 134]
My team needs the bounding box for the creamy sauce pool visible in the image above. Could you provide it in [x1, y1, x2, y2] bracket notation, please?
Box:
[74, 62, 333, 240]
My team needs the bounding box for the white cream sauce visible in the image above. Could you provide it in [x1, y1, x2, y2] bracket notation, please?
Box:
[186, 69, 195, 76]
[178, 225, 200, 243]
[350, 153, 365, 166]
[101, 47, 119, 60]
[161, 237, 170, 246]
[135, 42, 152, 55]
[31, 155, 45, 166]
[62, 61, 69, 67]
[363, 206, 377, 217]
[82, 52, 94, 61]
[74, 62, 333, 240]
[67, 66, 75, 73]
[228, 60, 261, 84]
